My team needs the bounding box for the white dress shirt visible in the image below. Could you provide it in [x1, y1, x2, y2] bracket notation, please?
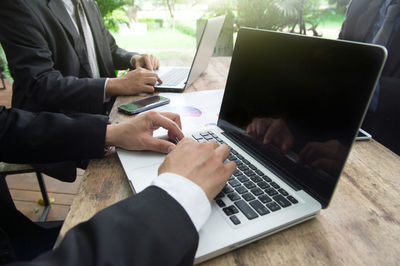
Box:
[152, 173, 212, 232]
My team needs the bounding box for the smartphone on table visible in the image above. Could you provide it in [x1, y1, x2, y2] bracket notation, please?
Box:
[118, 95, 170, 115]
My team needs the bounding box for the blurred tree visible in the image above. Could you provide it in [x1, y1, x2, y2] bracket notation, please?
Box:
[95, 0, 134, 32]
[237, 0, 324, 36]
[328, 0, 350, 13]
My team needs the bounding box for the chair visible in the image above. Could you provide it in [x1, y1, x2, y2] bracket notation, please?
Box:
[0, 163, 51, 222]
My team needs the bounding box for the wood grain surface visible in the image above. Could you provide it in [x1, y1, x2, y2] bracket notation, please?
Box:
[59, 57, 400, 265]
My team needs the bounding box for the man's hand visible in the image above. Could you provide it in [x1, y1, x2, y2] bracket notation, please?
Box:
[158, 138, 237, 200]
[131, 54, 160, 71]
[105, 111, 184, 153]
[298, 139, 346, 174]
[106, 67, 161, 97]
[246, 117, 294, 153]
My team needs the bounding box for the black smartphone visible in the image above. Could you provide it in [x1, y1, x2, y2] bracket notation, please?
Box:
[118, 95, 170, 115]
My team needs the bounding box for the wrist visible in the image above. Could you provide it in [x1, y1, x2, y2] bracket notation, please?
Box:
[105, 124, 118, 147]
[105, 78, 120, 98]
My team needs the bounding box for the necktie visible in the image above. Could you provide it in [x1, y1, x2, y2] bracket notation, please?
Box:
[72, 0, 100, 78]
[373, 3, 400, 45]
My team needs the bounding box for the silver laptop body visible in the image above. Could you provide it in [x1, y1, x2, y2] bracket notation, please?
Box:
[154, 15, 225, 92]
[118, 28, 387, 263]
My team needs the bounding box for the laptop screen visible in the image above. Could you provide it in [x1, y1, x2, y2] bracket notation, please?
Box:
[218, 28, 386, 208]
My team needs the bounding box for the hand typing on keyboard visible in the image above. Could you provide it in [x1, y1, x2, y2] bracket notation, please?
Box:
[158, 138, 237, 201]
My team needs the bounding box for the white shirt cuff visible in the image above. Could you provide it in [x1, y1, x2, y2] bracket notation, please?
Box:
[151, 172, 211, 232]
[103, 78, 110, 103]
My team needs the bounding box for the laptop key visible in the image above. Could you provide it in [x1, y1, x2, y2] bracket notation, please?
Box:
[215, 199, 226, 208]
[265, 187, 279, 196]
[192, 133, 204, 140]
[235, 185, 248, 194]
[227, 192, 241, 201]
[242, 159, 250, 165]
[235, 160, 243, 166]
[257, 181, 269, 189]
[233, 170, 243, 177]
[249, 164, 257, 170]
[262, 175, 272, 182]
[229, 179, 241, 187]
[266, 201, 281, 212]
[238, 165, 249, 171]
[250, 187, 264, 196]
[231, 149, 238, 155]
[242, 192, 255, 202]
[278, 188, 289, 196]
[215, 192, 224, 199]
[235, 200, 259, 220]
[230, 215, 241, 225]
[270, 181, 280, 189]
[244, 181, 256, 189]
[250, 200, 270, 216]
[258, 194, 272, 203]
[287, 196, 298, 204]
[222, 185, 234, 194]
[223, 205, 239, 216]
[244, 170, 255, 176]
[273, 195, 292, 208]
[204, 135, 214, 141]
[250, 176, 263, 183]
[255, 169, 264, 176]
[237, 175, 249, 183]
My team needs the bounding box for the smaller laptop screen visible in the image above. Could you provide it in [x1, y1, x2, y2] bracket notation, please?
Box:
[218, 28, 386, 207]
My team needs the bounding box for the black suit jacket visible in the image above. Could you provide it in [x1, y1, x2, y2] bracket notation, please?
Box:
[10, 187, 199, 266]
[0, 0, 138, 115]
[339, 0, 400, 154]
[0, 107, 198, 265]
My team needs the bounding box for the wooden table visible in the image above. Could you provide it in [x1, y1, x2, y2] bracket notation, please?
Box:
[59, 57, 400, 265]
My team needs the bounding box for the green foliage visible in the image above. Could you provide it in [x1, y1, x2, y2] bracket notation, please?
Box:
[236, 0, 326, 36]
[236, 0, 285, 31]
[95, 0, 134, 17]
[95, 0, 133, 32]
[0, 45, 12, 81]
[103, 8, 130, 32]
[175, 21, 196, 37]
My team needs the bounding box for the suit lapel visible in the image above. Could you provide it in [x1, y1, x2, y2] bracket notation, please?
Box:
[47, 0, 92, 77]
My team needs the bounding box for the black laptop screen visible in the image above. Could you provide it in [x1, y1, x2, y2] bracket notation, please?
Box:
[218, 28, 386, 208]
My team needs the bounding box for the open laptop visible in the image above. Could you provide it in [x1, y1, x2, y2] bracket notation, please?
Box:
[117, 28, 386, 263]
[154, 15, 225, 92]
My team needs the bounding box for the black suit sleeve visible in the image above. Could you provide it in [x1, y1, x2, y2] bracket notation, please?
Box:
[10, 186, 199, 266]
[0, 106, 108, 163]
[0, 0, 106, 114]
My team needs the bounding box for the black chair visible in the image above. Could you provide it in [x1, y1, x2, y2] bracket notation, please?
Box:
[0, 163, 51, 222]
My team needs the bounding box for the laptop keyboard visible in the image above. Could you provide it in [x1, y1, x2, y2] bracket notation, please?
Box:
[192, 131, 299, 226]
[158, 68, 189, 86]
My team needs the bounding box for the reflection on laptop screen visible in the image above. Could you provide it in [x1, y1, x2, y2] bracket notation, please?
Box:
[218, 28, 385, 207]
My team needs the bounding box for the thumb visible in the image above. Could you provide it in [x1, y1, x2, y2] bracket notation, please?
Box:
[145, 137, 176, 154]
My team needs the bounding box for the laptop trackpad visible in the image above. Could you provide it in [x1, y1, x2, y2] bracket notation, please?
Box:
[117, 149, 165, 193]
